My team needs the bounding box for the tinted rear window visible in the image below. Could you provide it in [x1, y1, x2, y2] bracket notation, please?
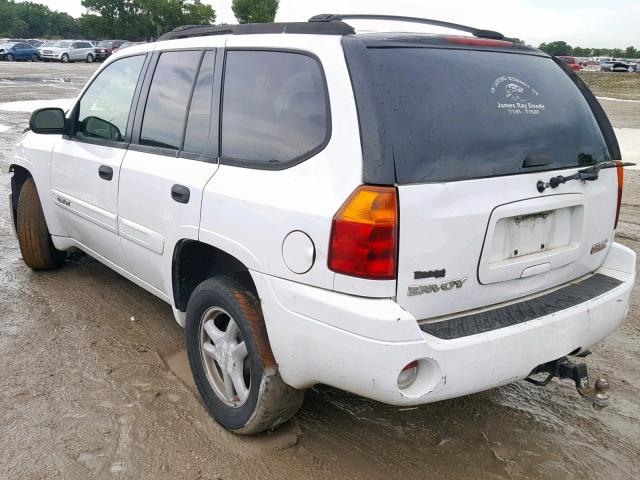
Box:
[368, 48, 610, 183]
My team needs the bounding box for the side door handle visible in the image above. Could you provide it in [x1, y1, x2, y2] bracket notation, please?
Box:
[98, 165, 113, 181]
[171, 184, 190, 204]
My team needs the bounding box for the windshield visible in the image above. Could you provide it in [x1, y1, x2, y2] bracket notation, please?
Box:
[52, 41, 71, 48]
[367, 48, 610, 183]
[98, 41, 113, 47]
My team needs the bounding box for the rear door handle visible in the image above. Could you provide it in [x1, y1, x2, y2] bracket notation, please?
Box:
[98, 165, 113, 181]
[171, 184, 190, 204]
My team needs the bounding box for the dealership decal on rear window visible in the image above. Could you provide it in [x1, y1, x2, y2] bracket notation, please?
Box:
[491, 75, 545, 116]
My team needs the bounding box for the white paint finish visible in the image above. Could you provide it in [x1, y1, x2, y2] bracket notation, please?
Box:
[396, 167, 618, 321]
[51, 138, 128, 267]
[0, 98, 74, 112]
[118, 150, 219, 295]
[282, 231, 315, 274]
[253, 243, 634, 403]
[257, 272, 420, 343]
[118, 217, 165, 255]
[51, 189, 117, 233]
[615, 128, 640, 168]
[0, 124, 10, 133]
[521, 263, 551, 278]
[479, 195, 584, 284]
[10, 132, 67, 236]
[201, 35, 382, 295]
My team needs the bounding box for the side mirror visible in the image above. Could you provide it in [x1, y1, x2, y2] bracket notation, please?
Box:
[29, 108, 66, 134]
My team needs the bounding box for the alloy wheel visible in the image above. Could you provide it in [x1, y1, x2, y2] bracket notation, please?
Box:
[199, 307, 251, 407]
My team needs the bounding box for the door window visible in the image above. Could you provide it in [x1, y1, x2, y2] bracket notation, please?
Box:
[75, 55, 145, 142]
[220, 50, 329, 167]
[139, 51, 202, 150]
[183, 51, 216, 156]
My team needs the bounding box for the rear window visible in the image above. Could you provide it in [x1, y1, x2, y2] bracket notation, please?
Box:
[368, 48, 610, 183]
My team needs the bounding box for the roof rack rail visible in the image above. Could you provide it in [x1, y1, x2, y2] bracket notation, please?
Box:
[309, 14, 505, 40]
[158, 21, 355, 41]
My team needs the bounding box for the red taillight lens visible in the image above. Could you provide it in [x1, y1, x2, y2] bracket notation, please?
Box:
[615, 160, 624, 229]
[328, 185, 398, 280]
[445, 35, 514, 47]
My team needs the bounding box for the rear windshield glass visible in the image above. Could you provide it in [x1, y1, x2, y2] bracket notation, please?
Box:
[368, 48, 610, 183]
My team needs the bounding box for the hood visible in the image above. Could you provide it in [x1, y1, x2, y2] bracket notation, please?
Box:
[40, 47, 65, 52]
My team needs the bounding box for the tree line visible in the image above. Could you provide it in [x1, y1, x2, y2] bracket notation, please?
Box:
[538, 41, 638, 59]
[0, 0, 279, 40]
[1, 1, 636, 57]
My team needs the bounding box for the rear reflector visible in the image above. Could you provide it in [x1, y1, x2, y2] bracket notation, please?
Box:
[445, 35, 514, 47]
[615, 160, 624, 229]
[328, 185, 398, 280]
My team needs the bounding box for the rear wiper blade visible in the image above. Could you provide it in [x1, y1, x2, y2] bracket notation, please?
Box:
[536, 161, 635, 193]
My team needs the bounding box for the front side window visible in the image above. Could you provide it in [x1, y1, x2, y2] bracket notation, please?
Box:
[75, 55, 145, 142]
[221, 50, 329, 166]
[139, 50, 202, 150]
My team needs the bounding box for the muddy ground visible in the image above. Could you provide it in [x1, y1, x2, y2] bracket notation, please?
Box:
[0, 62, 638, 480]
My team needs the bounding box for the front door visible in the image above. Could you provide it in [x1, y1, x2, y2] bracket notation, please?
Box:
[118, 49, 221, 295]
[50, 54, 148, 267]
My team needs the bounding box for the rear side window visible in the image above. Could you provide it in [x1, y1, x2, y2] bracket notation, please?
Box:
[221, 50, 329, 166]
[368, 48, 610, 183]
[140, 50, 201, 149]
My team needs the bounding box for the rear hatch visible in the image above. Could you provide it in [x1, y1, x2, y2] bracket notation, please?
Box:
[366, 41, 619, 320]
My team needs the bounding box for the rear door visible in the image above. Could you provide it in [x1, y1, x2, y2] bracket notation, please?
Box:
[118, 48, 221, 295]
[366, 46, 619, 320]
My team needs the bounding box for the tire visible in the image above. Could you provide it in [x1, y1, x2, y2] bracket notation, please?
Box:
[185, 275, 304, 434]
[61, 54, 69, 63]
[86, 54, 93, 63]
[16, 178, 65, 270]
[31, 54, 39, 62]
[7, 53, 14, 62]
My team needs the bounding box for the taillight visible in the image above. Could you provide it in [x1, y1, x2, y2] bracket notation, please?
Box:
[615, 160, 624, 229]
[328, 185, 398, 280]
[445, 35, 514, 47]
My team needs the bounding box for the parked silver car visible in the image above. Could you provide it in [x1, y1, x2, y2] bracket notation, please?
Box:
[600, 59, 637, 72]
[38, 40, 95, 63]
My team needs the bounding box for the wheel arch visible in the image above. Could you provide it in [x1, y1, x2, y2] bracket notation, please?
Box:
[9, 164, 33, 232]
[172, 239, 259, 313]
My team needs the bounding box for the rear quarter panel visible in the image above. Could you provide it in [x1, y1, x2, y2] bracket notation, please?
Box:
[199, 35, 367, 292]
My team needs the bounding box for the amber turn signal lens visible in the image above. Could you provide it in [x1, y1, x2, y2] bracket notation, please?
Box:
[328, 186, 398, 280]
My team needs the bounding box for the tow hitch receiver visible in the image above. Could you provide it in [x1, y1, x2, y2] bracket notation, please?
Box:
[525, 356, 610, 409]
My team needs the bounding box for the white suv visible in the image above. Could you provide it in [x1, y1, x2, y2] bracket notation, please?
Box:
[8, 15, 636, 434]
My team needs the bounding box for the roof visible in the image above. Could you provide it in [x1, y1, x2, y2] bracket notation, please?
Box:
[158, 21, 355, 41]
[159, 14, 506, 42]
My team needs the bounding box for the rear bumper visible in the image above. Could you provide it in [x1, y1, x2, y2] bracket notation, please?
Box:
[252, 242, 635, 406]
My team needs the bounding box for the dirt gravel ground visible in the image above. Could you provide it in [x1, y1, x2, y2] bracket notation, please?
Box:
[0, 62, 639, 480]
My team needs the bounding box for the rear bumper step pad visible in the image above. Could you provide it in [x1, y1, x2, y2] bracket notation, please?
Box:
[420, 274, 622, 340]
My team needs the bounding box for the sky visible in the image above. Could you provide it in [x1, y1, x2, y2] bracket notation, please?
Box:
[28, 0, 640, 48]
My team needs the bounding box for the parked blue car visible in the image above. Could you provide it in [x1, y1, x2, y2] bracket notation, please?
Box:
[0, 42, 40, 61]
